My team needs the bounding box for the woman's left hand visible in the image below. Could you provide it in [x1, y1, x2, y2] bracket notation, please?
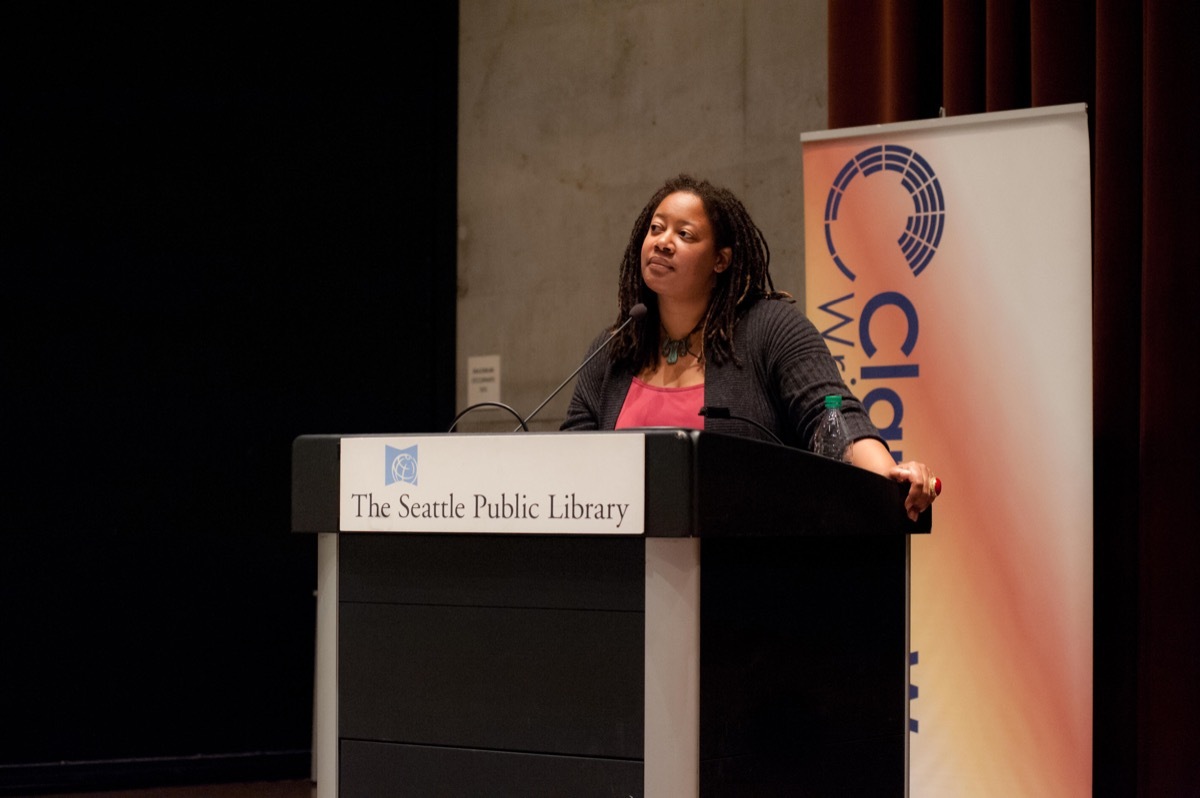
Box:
[888, 460, 941, 522]
[849, 439, 942, 522]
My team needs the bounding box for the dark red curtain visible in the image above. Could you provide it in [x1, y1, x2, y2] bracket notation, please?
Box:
[829, 2, 1199, 795]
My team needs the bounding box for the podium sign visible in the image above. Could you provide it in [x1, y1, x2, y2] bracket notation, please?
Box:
[339, 432, 646, 534]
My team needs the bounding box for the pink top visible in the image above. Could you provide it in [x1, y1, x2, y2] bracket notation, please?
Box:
[614, 377, 706, 430]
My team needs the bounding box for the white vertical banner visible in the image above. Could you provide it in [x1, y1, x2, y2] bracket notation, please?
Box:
[802, 105, 1093, 796]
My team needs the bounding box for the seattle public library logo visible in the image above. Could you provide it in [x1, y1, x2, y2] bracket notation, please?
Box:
[385, 444, 419, 486]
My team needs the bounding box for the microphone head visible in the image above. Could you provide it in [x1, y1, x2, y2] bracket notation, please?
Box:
[629, 303, 648, 320]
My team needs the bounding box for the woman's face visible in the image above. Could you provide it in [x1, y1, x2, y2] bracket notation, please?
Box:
[640, 191, 731, 305]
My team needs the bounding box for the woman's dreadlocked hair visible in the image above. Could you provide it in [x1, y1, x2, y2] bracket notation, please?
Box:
[609, 174, 791, 374]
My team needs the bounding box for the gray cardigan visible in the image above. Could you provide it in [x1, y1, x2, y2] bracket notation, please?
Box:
[561, 298, 883, 450]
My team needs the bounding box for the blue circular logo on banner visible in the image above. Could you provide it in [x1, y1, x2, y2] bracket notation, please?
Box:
[824, 145, 945, 280]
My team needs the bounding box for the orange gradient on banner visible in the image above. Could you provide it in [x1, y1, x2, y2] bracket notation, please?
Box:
[802, 108, 1092, 797]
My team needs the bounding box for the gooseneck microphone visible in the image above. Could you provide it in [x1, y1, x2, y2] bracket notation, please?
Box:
[515, 303, 648, 431]
[699, 406, 785, 446]
[447, 400, 527, 432]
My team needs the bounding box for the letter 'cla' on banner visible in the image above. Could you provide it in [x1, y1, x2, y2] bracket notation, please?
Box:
[802, 105, 1092, 796]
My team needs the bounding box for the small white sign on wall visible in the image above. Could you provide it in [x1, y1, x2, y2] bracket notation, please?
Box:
[467, 355, 501, 404]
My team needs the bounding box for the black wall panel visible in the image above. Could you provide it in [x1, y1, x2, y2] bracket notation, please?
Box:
[2, 8, 458, 792]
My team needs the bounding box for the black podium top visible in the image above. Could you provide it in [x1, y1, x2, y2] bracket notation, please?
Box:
[291, 429, 930, 538]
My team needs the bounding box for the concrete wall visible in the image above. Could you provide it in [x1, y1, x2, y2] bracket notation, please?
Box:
[457, 0, 827, 430]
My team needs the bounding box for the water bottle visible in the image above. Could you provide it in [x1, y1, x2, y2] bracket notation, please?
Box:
[812, 394, 853, 463]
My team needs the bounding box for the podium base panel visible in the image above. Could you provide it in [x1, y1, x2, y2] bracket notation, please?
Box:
[340, 740, 642, 798]
[700, 738, 900, 797]
[337, 532, 907, 796]
[699, 535, 907, 796]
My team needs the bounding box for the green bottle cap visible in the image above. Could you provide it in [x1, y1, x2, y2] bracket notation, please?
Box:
[824, 394, 843, 410]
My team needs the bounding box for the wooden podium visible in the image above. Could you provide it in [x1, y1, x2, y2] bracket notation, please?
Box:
[291, 430, 929, 797]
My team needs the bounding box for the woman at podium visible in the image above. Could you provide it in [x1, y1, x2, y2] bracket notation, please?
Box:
[561, 174, 939, 521]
